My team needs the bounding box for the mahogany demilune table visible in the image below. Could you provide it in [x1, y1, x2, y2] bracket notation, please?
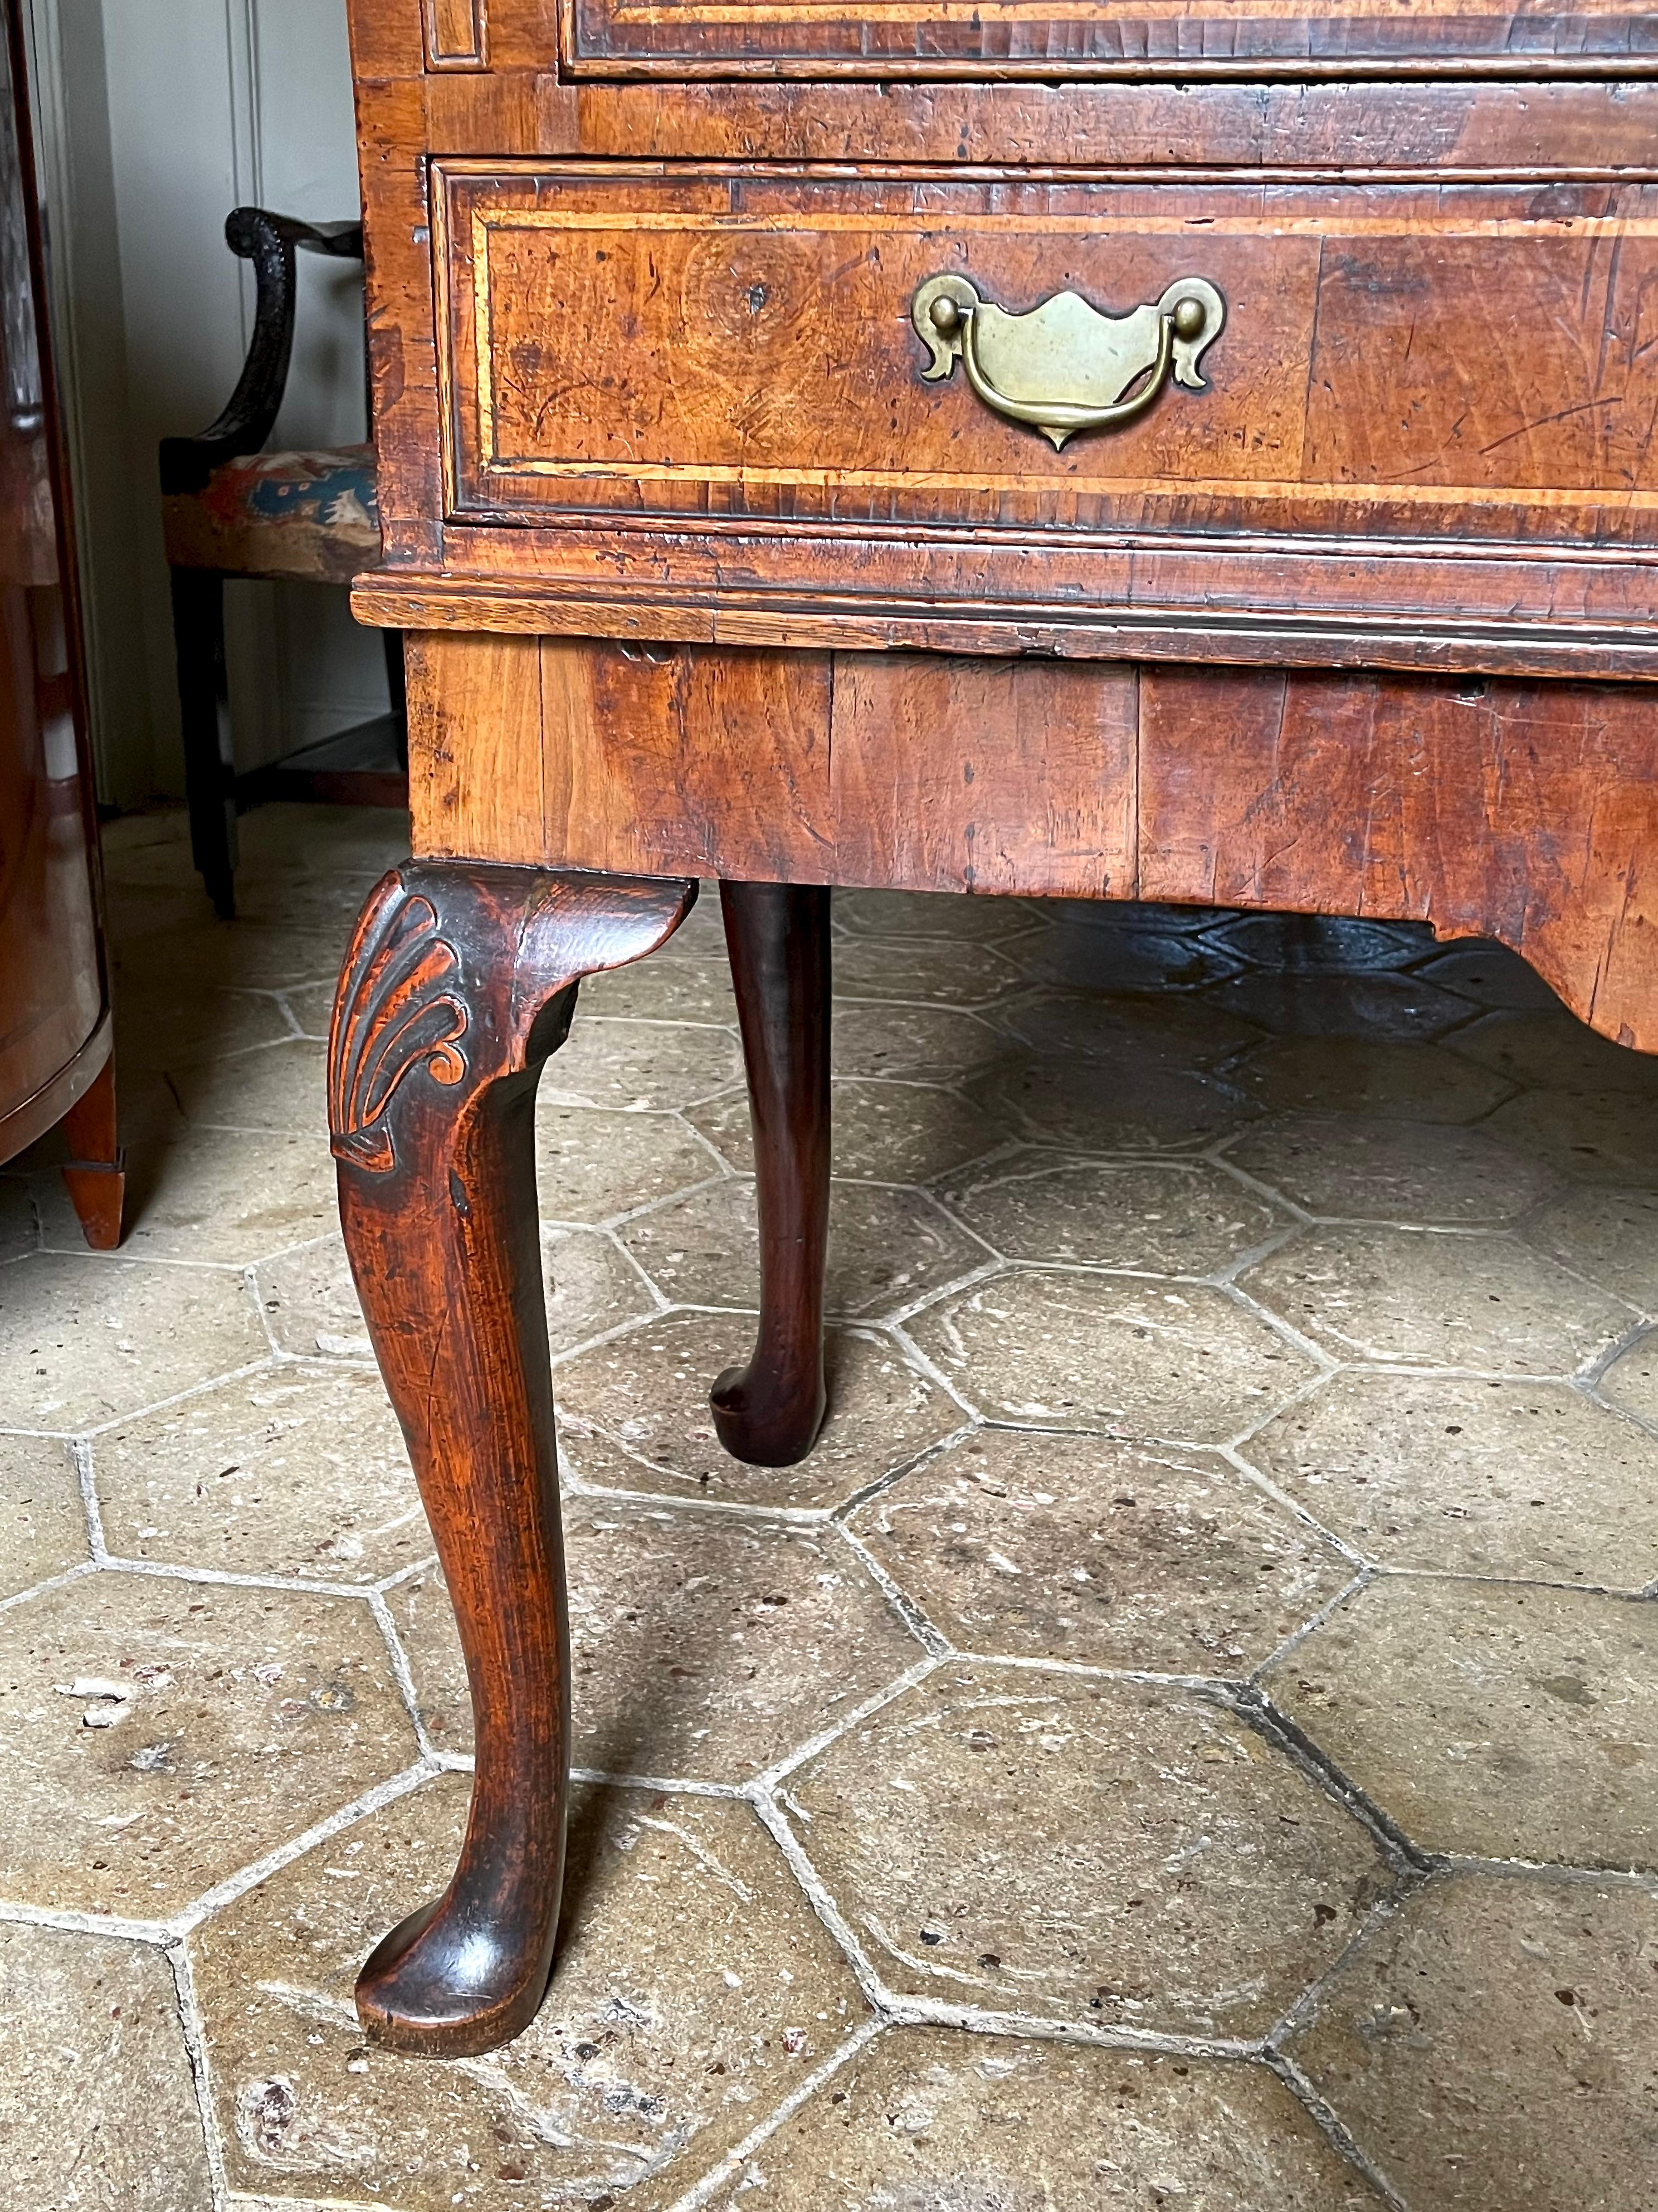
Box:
[333, 0, 1658, 2055]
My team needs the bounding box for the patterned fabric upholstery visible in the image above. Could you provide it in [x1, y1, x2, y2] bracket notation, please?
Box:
[163, 444, 381, 584]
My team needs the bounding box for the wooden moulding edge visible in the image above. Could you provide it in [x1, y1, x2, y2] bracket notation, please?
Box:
[0, 1011, 114, 1172]
[352, 574, 1658, 682]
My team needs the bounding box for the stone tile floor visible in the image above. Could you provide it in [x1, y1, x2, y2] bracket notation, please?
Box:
[1, 802, 1655, 2209]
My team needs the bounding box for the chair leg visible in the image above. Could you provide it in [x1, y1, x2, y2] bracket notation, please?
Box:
[60, 1053, 125, 1252]
[710, 880, 832, 1468]
[329, 860, 696, 2057]
[383, 629, 408, 771]
[169, 568, 238, 918]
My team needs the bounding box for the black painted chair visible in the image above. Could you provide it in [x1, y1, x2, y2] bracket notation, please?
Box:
[159, 207, 406, 919]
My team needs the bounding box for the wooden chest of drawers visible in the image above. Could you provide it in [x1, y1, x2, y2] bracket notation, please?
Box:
[334, 0, 1658, 2058]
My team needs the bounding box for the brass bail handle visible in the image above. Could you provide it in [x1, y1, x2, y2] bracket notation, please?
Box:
[911, 273, 1225, 450]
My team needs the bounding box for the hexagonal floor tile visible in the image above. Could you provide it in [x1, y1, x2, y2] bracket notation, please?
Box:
[92, 1364, 426, 1585]
[786, 1664, 1393, 2037]
[189, 1773, 869, 2212]
[119, 917, 350, 993]
[1599, 1332, 1658, 1431]
[1262, 1578, 1658, 1867]
[103, 879, 205, 944]
[0, 1431, 86, 1600]
[101, 808, 194, 877]
[1227, 1115, 1559, 1226]
[169, 1040, 329, 1137]
[1242, 1227, 1636, 1373]
[0, 1923, 213, 2211]
[1288, 1873, 1658, 2212]
[993, 990, 1262, 1069]
[700, 2028, 1384, 2208]
[618, 1180, 984, 1320]
[667, 883, 735, 955]
[1450, 1011, 1658, 1093]
[576, 944, 739, 1022]
[848, 1429, 1352, 1673]
[1415, 941, 1564, 1011]
[113, 981, 291, 1077]
[1235, 1039, 1514, 1123]
[1216, 915, 1430, 972]
[227, 868, 384, 938]
[255, 1233, 372, 1361]
[688, 1078, 1012, 1186]
[86, 1064, 188, 1151]
[0, 1177, 36, 1261]
[0, 1572, 416, 1917]
[937, 1153, 1286, 1271]
[832, 933, 1026, 1006]
[544, 1227, 659, 1353]
[1041, 899, 1238, 938]
[555, 1312, 962, 1512]
[832, 1002, 1008, 1085]
[260, 1226, 655, 1364]
[0, 1254, 269, 1432]
[533, 1104, 722, 1225]
[1017, 921, 1245, 996]
[37, 1124, 337, 1267]
[388, 1497, 921, 1781]
[1246, 1373, 1658, 1586]
[1523, 1187, 1658, 1315]
[233, 801, 408, 877]
[977, 1054, 1257, 1153]
[1209, 970, 1472, 1042]
[542, 1017, 743, 1112]
[906, 1273, 1316, 1443]
[1485, 1089, 1658, 1188]
[834, 888, 1040, 941]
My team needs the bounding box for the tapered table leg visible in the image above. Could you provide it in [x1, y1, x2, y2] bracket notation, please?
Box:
[710, 880, 832, 1468]
[60, 1053, 125, 1251]
[329, 861, 695, 2057]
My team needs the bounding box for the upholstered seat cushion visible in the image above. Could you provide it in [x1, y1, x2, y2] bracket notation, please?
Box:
[163, 444, 381, 584]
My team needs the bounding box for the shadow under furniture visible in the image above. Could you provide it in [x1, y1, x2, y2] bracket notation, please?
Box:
[159, 207, 406, 920]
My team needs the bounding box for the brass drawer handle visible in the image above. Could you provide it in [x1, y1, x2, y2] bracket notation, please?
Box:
[911, 274, 1225, 450]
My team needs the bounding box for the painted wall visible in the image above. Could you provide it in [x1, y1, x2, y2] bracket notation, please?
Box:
[32, 0, 383, 805]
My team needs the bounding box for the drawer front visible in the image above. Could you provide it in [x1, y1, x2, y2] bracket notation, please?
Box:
[437, 163, 1658, 557]
[484, 0, 1658, 79]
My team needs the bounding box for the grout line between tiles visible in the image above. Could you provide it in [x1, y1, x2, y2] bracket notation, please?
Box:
[828, 1416, 983, 1522]
[0, 1557, 98, 1617]
[168, 1763, 437, 1938]
[757, 1654, 942, 1794]
[662, 2018, 887, 2212]
[0, 1898, 174, 1944]
[1266, 2047, 1412, 2212]
[1228, 1683, 1431, 1874]
[830, 1518, 951, 1656]
[167, 1937, 233, 2212]
[1250, 1563, 1375, 1678]
[365, 1590, 441, 1760]
[90, 1555, 389, 1602]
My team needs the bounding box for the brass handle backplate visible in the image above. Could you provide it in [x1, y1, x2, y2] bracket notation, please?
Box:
[911, 273, 1225, 450]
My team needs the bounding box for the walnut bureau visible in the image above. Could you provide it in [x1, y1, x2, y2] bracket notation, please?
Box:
[337, 0, 1658, 2056]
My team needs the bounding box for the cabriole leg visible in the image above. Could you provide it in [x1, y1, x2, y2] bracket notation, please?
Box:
[328, 860, 695, 2057]
[169, 568, 237, 919]
[710, 880, 832, 1468]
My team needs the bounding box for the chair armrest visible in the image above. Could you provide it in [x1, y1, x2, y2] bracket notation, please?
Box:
[159, 207, 364, 496]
